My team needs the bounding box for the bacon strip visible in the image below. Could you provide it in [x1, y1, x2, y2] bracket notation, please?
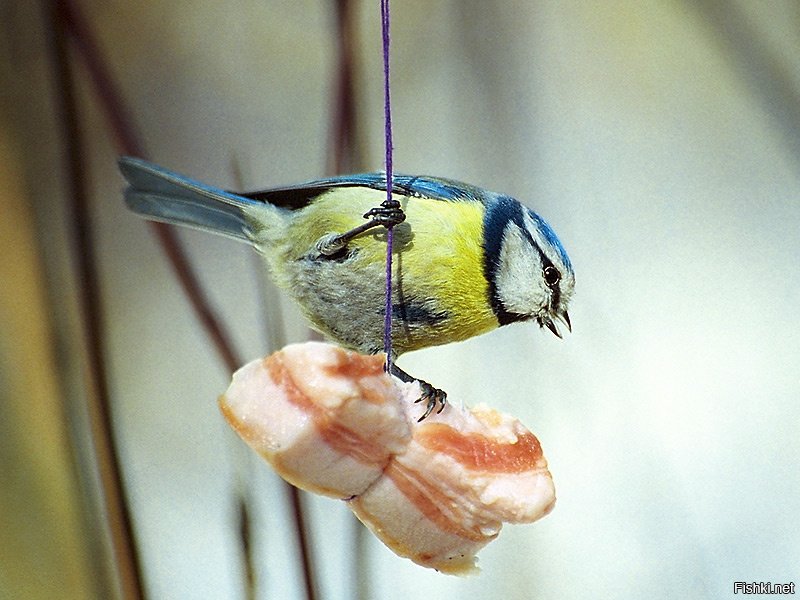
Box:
[265, 353, 391, 466]
[219, 342, 555, 574]
[415, 424, 543, 473]
[219, 343, 410, 497]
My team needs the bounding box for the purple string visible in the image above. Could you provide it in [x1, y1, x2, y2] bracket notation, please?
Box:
[381, 0, 395, 370]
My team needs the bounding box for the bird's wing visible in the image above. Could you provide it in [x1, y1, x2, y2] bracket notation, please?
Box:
[240, 173, 487, 210]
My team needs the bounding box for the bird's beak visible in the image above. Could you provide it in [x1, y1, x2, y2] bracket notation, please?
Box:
[539, 311, 571, 339]
[558, 310, 572, 333]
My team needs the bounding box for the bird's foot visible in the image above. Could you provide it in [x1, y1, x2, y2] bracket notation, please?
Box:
[414, 380, 447, 422]
[363, 201, 406, 229]
[388, 363, 447, 421]
[316, 202, 406, 257]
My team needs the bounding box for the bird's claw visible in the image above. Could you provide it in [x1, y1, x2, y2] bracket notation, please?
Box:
[414, 381, 447, 422]
[315, 201, 406, 257]
[363, 202, 406, 228]
[387, 363, 446, 421]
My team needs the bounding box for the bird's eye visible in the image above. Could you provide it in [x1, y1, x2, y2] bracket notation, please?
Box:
[543, 266, 561, 287]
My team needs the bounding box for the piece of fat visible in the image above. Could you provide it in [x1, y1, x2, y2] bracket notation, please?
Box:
[219, 342, 411, 497]
[219, 341, 555, 574]
[350, 402, 556, 574]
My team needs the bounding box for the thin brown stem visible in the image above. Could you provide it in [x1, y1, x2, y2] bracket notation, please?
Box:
[47, 1, 146, 598]
[61, 1, 325, 597]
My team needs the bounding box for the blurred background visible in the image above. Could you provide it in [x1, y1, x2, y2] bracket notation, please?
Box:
[1, 1, 798, 599]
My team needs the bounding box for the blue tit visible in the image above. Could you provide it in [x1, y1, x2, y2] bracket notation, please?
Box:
[119, 157, 574, 418]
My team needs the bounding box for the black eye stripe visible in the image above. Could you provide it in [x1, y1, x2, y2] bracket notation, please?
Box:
[516, 212, 562, 310]
[522, 233, 560, 309]
[483, 196, 523, 324]
[482, 196, 561, 324]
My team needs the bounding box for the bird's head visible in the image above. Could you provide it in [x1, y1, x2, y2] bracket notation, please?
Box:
[483, 196, 574, 338]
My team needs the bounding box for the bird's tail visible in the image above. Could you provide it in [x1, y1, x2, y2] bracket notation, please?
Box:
[119, 156, 262, 242]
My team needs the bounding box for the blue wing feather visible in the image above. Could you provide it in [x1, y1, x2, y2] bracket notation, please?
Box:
[241, 172, 487, 208]
[120, 156, 492, 241]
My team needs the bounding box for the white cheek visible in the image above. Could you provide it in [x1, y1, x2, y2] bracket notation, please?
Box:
[495, 224, 546, 315]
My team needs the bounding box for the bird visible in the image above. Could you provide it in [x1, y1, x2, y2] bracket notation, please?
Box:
[118, 157, 575, 419]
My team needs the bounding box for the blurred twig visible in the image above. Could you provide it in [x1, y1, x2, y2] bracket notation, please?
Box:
[47, 2, 145, 598]
[54, 2, 324, 600]
[329, 0, 365, 176]
[60, 0, 242, 374]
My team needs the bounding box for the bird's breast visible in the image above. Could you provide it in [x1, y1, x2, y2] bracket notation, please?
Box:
[260, 188, 500, 352]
